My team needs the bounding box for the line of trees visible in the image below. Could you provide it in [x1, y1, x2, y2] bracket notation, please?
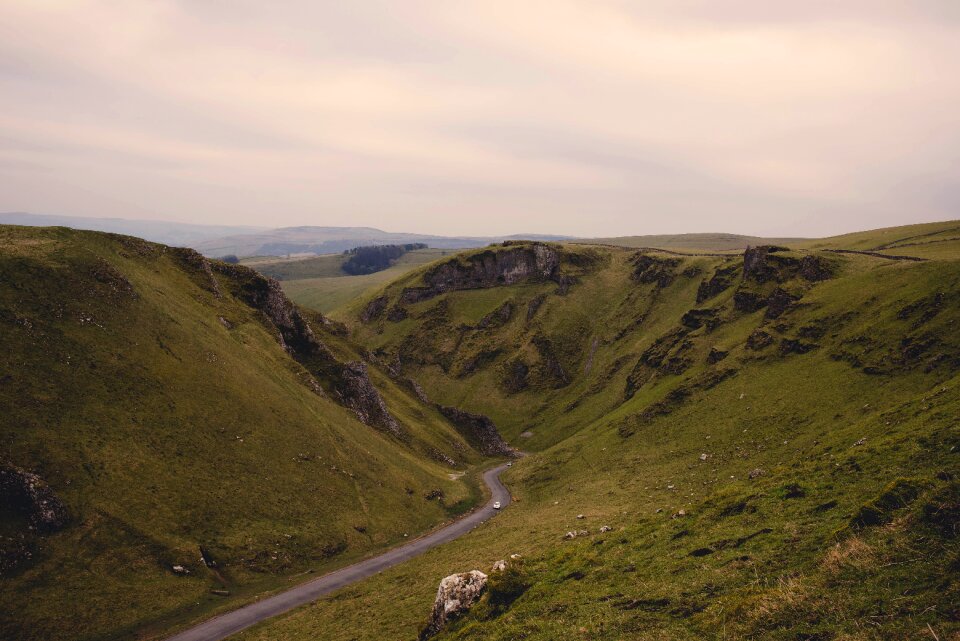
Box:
[342, 243, 428, 275]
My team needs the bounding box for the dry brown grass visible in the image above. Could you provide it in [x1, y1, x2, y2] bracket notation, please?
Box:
[822, 537, 877, 575]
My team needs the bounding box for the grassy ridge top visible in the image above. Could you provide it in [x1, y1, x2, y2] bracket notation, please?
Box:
[241, 223, 960, 640]
[574, 232, 805, 252]
[0, 226, 488, 641]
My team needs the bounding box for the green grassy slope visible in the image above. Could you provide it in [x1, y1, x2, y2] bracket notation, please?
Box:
[241, 224, 959, 640]
[0, 226, 490, 641]
[798, 220, 960, 259]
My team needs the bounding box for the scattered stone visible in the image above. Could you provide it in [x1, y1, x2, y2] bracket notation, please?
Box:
[419, 571, 488, 640]
[172, 565, 189, 575]
[386, 306, 409, 322]
[599, 525, 612, 533]
[564, 531, 577, 540]
[578, 530, 589, 537]
[699, 453, 709, 461]
[509, 553, 522, 560]
[746, 329, 774, 350]
[491, 559, 507, 572]
[576, 514, 586, 519]
[671, 509, 686, 519]
[707, 347, 728, 364]
[210, 589, 230, 596]
[199, 545, 218, 568]
[854, 437, 867, 447]
[748, 468, 765, 480]
[779, 338, 817, 355]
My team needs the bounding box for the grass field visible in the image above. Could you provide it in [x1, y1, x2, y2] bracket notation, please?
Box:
[237, 223, 960, 640]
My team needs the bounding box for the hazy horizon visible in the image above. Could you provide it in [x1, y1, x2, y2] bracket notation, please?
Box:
[1, 2, 957, 238]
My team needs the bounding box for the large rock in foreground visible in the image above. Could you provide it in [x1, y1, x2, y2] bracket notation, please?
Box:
[419, 570, 488, 640]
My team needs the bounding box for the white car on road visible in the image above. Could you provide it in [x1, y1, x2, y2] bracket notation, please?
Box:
[493, 501, 501, 509]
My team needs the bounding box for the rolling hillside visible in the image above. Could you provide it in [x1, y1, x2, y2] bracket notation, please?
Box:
[239, 223, 960, 640]
[0, 226, 506, 641]
[576, 232, 805, 253]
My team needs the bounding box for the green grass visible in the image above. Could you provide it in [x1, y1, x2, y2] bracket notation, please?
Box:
[4, 221, 959, 641]
[247, 253, 350, 279]
[0, 226, 487, 641]
[236, 224, 960, 640]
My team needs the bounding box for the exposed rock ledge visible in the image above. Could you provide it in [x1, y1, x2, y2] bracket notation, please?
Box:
[436, 406, 514, 457]
[399, 243, 562, 306]
[213, 263, 406, 438]
[332, 362, 404, 438]
[0, 462, 69, 534]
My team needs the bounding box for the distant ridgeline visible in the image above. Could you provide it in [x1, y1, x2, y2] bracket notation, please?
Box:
[342, 243, 428, 275]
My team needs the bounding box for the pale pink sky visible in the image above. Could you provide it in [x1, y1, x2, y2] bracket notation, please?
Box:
[1, 1, 957, 237]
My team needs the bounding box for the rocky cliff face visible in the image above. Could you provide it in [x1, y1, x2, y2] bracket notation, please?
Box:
[733, 247, 834, 316]
[399, 243, 562, 305]
[332, 362, 405, 439]
[216, 263, 322, 357]
[742, 246, 833, 284]
[436, 406, 513, 457]
[630, 253, 681, 288]
[0, 463, 69, 534]
[212, 263, 407, 438]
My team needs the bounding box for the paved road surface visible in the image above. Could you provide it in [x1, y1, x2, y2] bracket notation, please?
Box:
[165, 462, 513, 641]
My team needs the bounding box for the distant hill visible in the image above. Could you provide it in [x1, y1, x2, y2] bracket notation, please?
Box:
[576, 232, 806, 252]
[193, 226, 572, 258]
[0, 212, 267, 248]
[1, 214, 571, 258]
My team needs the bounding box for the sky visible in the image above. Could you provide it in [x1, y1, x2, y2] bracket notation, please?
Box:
[0, 1, 958, 238]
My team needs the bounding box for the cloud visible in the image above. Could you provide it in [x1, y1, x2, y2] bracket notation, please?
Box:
[0, 0, 957, 236]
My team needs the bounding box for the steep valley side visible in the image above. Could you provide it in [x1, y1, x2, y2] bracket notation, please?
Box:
[0, 226, 510, 641]
[237, 228, 960, 640]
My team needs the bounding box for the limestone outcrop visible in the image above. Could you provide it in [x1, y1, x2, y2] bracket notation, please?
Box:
[400, 243, 561, 305]
[0, 462, 69, 534]
[419, 570, 488, 640]
[437, 406, 513, 456]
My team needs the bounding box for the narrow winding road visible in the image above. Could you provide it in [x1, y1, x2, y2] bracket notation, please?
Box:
[165, 462, 513, 641]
